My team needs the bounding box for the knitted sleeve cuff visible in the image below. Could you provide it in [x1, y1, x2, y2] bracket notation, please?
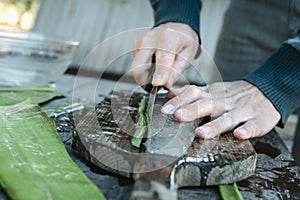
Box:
[150, 0, 202, 43]
[243, 43, 300, 127]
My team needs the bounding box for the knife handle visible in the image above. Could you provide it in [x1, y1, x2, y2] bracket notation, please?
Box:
[144, 83, 153, 93]
[144, 56, 156, 93]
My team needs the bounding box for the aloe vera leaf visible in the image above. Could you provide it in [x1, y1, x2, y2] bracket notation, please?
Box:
[219, 183, 243, 200]
[131, 126, 147, 148]
[0, 102, 105, 200]
[131, 95, 148, 148]
[0, 84, 64, 106]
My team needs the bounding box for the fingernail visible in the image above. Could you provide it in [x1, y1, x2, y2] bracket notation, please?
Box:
[236, 127, 247, 135]
[161, 104, 175, 114]
[196, 126, 210, 137]
[234, 128, 249, 139]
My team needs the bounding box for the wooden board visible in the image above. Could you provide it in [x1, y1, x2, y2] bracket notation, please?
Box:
[72, 91, 257, 199]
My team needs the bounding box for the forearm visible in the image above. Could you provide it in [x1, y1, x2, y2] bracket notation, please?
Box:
[244, 34, 300, 127]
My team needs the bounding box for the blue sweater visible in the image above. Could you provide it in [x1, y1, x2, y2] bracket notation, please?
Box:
[150, 0, 300, 127]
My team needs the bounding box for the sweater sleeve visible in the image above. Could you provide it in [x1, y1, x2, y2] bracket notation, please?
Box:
[150, 0, 202, 42]
[243, 34, 300, 127]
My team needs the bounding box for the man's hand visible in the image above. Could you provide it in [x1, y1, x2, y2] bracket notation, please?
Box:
[161, 81, 281, 139]
[131, 22, 199, 89]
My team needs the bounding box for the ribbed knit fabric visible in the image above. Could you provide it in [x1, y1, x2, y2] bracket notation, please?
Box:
[150, 0, 202, 42]
[244, 43, 300, 127]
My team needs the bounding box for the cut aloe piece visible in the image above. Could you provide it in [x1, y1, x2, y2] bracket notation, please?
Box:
[131, 94, 148, 148]
[0, 102, 105, 200]
[0, 84, 64, 106]
[219, 183, 243, 200]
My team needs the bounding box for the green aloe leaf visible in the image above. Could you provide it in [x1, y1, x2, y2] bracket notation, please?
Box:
[0, 101, 105, 200]
[0, 84, 65, 106]
[131, 94, 148, 148]
[219, 183, 243, 200]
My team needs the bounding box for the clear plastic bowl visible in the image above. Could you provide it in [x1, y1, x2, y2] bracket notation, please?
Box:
[0, 30, 79, 86]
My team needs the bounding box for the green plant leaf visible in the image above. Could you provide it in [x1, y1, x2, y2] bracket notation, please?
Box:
[131, 94, 148, 148]
[219, 183, 243, 200]
[0, 84, 64, 106]
[0, 101, 105, 200]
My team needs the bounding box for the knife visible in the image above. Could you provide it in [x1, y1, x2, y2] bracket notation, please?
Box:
[146, 86, 159, 137]
[144, 56, 161, 138]
[131, 56, 158, 148]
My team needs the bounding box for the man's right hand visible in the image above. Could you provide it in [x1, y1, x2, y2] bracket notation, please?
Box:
[131, 22, 199, 89]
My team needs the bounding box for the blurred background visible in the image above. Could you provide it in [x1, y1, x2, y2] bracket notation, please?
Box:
[0, 0, 230, 75]
[0, 0, 39, 31]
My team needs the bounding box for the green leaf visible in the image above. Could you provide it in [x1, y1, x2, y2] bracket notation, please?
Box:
[131, 126, 147, 148]
[0, 101, 105, 200]
[0, 84, 65, 106]
[219, 183, 243, 200]
[131, 95, 148, 148]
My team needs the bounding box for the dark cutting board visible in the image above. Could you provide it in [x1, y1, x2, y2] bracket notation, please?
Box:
[72, 91, 257, 199]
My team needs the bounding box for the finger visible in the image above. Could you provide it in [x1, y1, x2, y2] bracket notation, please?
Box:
[166, 83, 190, 98]
[153, 50, 176, 86]
[165, 85, 192, 98]
[174, 99, 214, 121]
[233, 119, 269, 139]
[161, 85, 209, 114]
[131, 49, 154, 86]
[166, 89, 176, 98]
[166, 85, 194, 98]
[152, 31, 183, 86]
[166, 47, 195, 88]
[195, 109, 252, 138]
[170, 84, 208, 96]
[133, 36, 143, 56]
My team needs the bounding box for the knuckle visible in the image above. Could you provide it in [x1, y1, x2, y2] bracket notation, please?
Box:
[189, 85, 200, 95]
[174, 95, 183, 105]
[202, 122, 219, 138]
[190, 86, 210, 101]
[206, 120, 218, 130]
[203, 98, 213, 108]
[223, 103, 232, 112]
[155, 51, 175, 60]
[188, 86, 200, 99]
[160, 28, 172, 38]
[223, 113, 235, 124]
[160, 28, 176, 38]
[139, 36, 148, 46]
[158, 31, 181, 49]
[138, 35, 155, 49]
[245, 122, 258, 136]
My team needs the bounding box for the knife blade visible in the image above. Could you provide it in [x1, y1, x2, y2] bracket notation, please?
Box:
[144, 56, 165, 138]
[146, 86, 158, 137]
[131, 56, 157, 148]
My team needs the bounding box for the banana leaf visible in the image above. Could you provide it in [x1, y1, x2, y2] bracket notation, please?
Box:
[0, 84, 64, 106]
[0, 101, 105, 200]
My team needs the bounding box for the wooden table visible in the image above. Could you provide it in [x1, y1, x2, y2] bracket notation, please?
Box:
[1, 74, 300, 200]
